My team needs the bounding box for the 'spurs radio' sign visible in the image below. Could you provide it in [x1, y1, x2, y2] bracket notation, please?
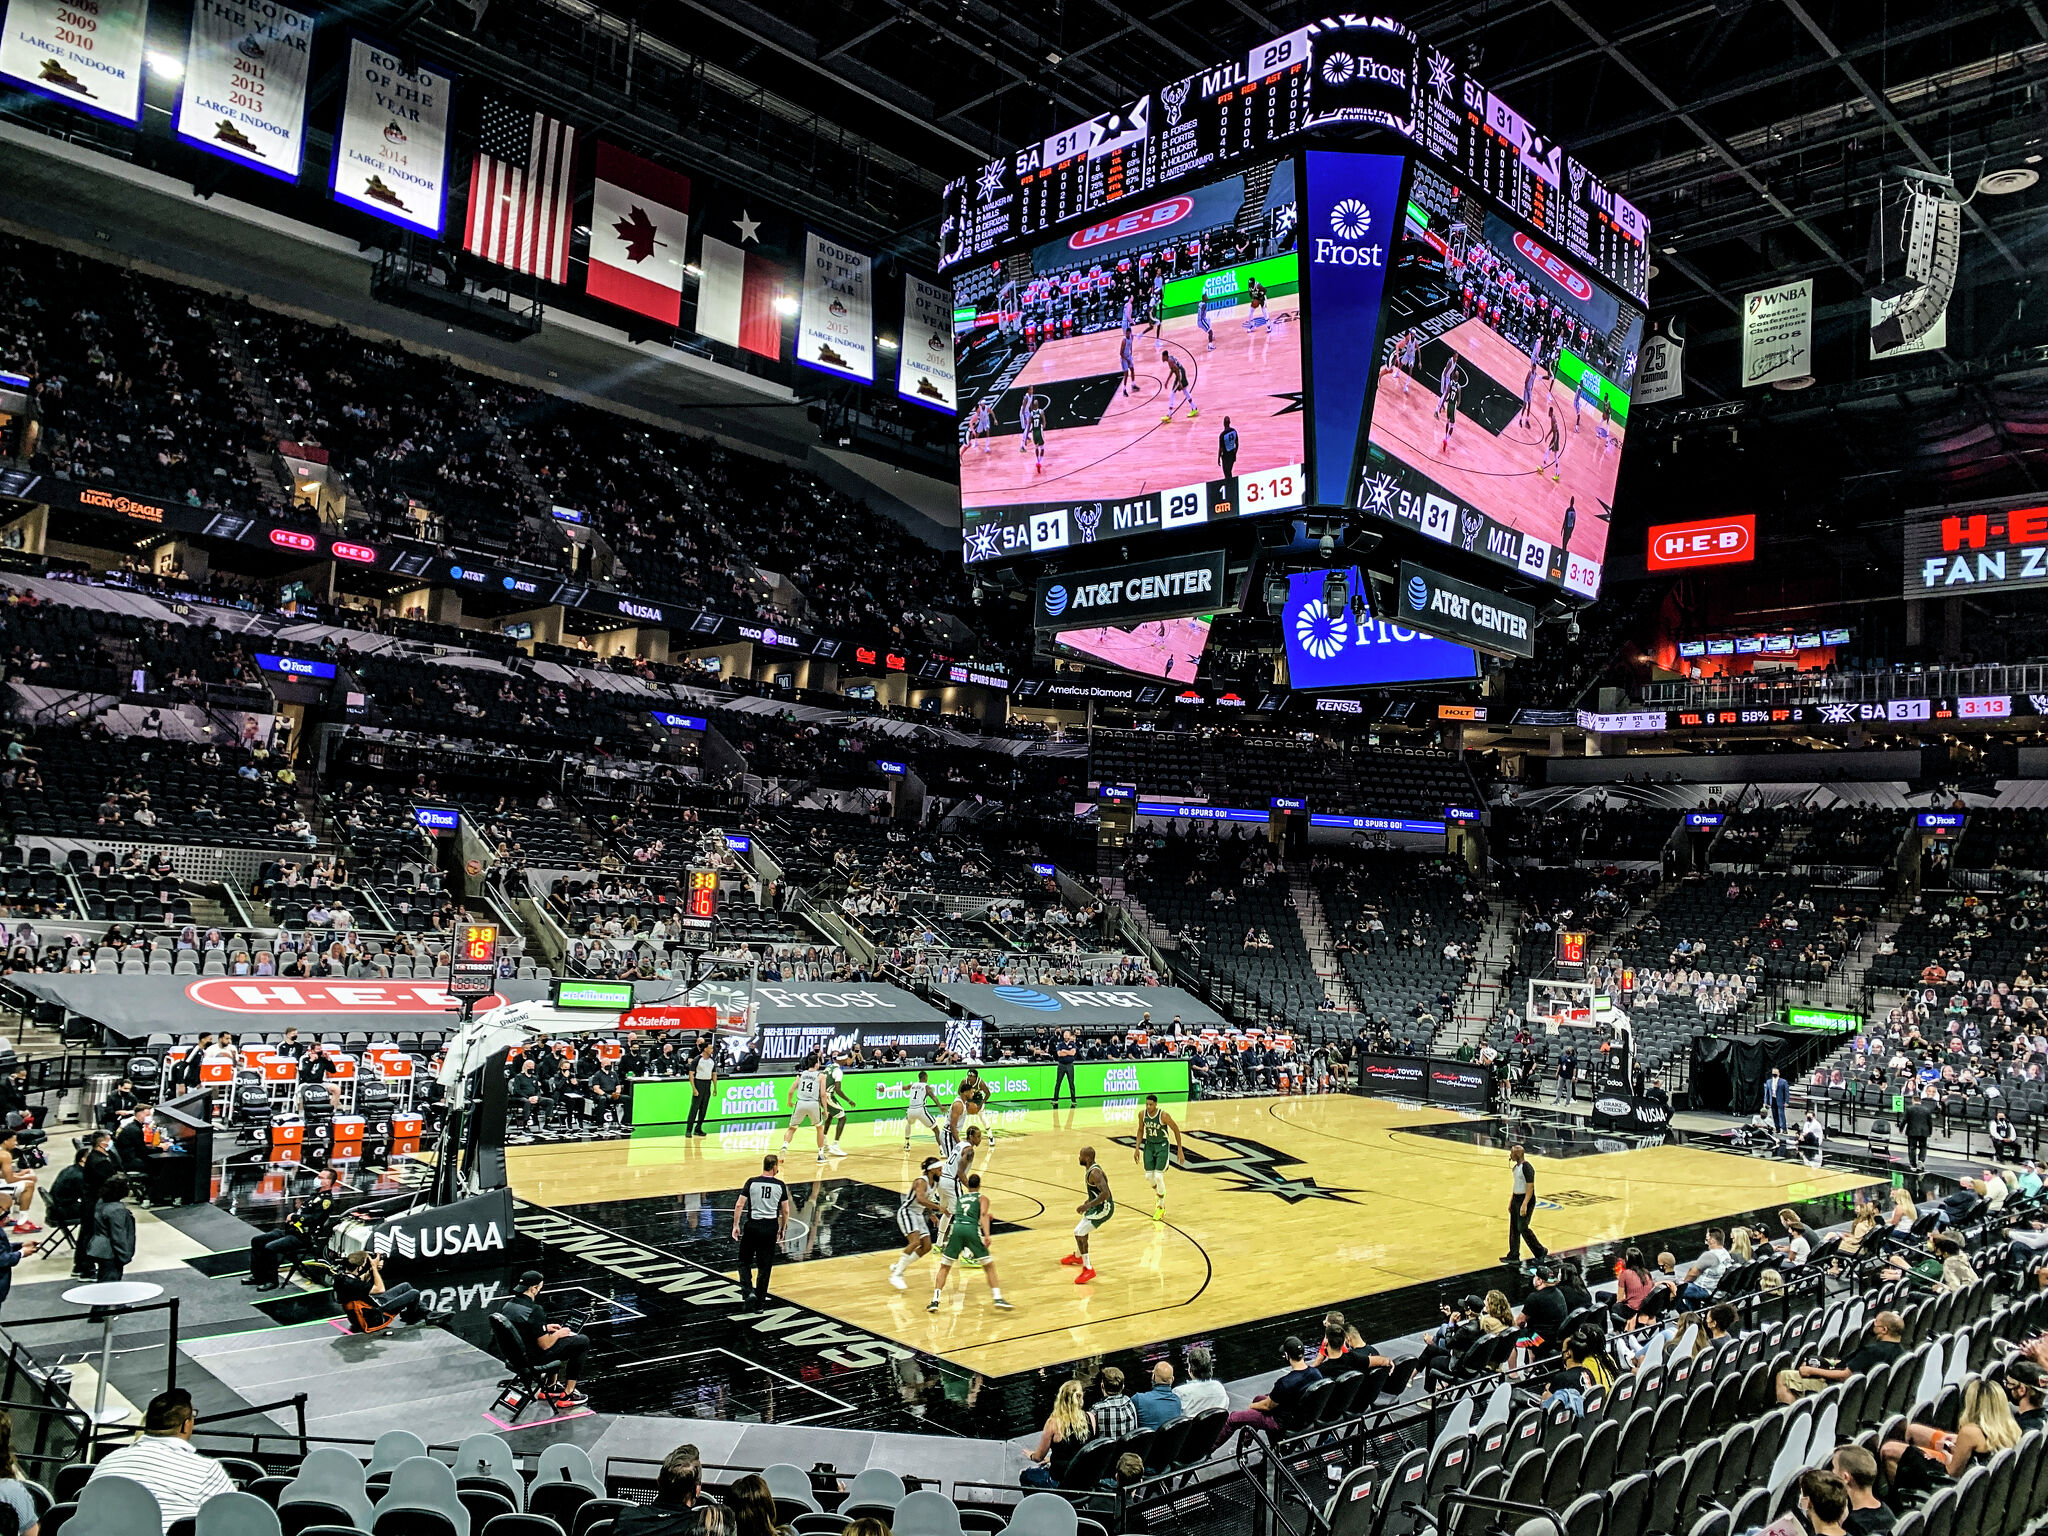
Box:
[1036, 550, 1229, 630]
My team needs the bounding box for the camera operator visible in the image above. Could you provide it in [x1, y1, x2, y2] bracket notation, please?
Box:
[333, 1250, 444, 1333]
[1419, 1294, 1486, 1382]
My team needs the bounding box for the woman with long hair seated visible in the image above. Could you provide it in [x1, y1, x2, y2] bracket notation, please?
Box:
[1883, 1376, 2023, 1483]
[1021, 1379, 1092, 1488]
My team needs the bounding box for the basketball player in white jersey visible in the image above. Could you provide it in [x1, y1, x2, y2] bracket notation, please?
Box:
[902, 1069, 939, 1149]
[779, 1052, 828, 1162]
[887, 1156, 945, 1288]
[938, 1125, 983, 1217]
[965, 397, 994, 455]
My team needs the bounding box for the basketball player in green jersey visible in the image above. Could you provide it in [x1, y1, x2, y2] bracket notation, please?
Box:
[1132, 1093, 1185, 1219]
[1062, 1146, 1114, 1285]
[927, 1172, 1012, 1311]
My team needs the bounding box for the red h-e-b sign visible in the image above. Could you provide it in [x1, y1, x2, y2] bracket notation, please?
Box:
[1647, 515, 1756, 571]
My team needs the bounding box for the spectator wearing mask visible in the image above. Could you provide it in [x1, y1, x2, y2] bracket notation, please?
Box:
[87, 1388, 235, 1533]
[1777, 1310, 1904, 1402]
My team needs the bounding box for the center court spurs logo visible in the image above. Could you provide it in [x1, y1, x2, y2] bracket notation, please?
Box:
[1111, 1132, 1358, 1203]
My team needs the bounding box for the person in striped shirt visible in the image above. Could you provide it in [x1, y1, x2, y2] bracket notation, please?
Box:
[89, 1389, 235, 1532]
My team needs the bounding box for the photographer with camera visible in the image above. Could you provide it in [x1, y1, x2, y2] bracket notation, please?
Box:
[333, 1250, 444, 1333]
[1419, 1293, 1486, 1382]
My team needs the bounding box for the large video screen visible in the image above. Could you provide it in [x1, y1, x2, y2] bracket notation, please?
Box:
[957, 159, 1306, 566]
[1282, 568, 1477, 688]
[1353, 162, 1643, 599]
[1054, 616, 1214, 682]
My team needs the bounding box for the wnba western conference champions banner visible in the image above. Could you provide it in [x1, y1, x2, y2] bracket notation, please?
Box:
[175, 0, 316, 180]
[796, 231, 875, 383]
[0, 0, 149, 124]
[897, 273, 956, 413]
[331, 36, 455, 237]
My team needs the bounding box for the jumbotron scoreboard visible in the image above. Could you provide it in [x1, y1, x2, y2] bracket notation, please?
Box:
[940, 15, 1649, 303]
[948, 10, 1647, 622]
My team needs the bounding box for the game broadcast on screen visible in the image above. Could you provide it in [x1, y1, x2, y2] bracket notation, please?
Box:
[954, 158, 1308, 567]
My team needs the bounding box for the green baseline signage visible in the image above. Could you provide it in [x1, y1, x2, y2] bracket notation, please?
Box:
[1161, 253, 1298, 321]
[631, 1059, 1191, 1128]
[1783, 1006, 1862, 1033]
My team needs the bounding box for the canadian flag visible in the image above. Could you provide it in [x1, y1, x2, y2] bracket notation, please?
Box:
[586, 142, 691, 326]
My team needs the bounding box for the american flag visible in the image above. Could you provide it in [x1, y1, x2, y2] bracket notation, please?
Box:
[462, 101, 578, 284]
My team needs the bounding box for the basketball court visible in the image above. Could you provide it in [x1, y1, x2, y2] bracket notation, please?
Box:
[957, 297, 1304, 511]
[506, 1093, 1875, 1381]
[1369, 315, 1625, 558]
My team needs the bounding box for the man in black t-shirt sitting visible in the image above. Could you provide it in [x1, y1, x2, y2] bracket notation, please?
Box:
[1776, 1309, 1904, 1403]
[499, 1268, 591, 1407]
[1222, 1335, 1320, 1443]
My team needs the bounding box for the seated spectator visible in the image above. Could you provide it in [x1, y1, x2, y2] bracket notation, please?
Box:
[1223, 1335, 1319, 1443]
[1777, 1309, 1904, 1402]
[1021, 1379, 1091, 1488]
[88, 1388, 235, 1532]
[1678, 1228, 1731, 1302]
[724, 1473, 784, 1536]
[1175, 1345, 1229, 1419]
[1829, 1445, 1895, 1535]
[1799, 1469, 1852, 1536]
[1132, 1360, 1184, 1429]
[613, 1444, 706, 1536]
[1882, 1375, 2023, 1481]
[1091, 1365, 1137, 1438]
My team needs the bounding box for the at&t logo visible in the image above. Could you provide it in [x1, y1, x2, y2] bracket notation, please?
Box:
[1406, 574, 1430, 610]
[1043, 585, 1069, 617]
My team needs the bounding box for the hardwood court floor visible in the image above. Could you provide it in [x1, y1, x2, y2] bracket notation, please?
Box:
[959, 299, 1304, 510]
[507, 1095, 1873, 1378]
[1369, 316, 1626, 556]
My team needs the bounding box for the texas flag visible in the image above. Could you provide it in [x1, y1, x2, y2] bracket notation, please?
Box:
[586, 142, 691, 326]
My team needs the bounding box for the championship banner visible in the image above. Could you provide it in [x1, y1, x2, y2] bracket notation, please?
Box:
[330, 36, 455, 237]
[0, 0, 149, 125]
[796, 231, 875, 383]
[1741, 278, 1812, 388]
[897, 272, 956, 414]
[175, 0, 316, 181]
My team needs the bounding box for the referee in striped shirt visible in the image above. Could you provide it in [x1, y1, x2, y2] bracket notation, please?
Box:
[89, 1388, 235, 1531]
